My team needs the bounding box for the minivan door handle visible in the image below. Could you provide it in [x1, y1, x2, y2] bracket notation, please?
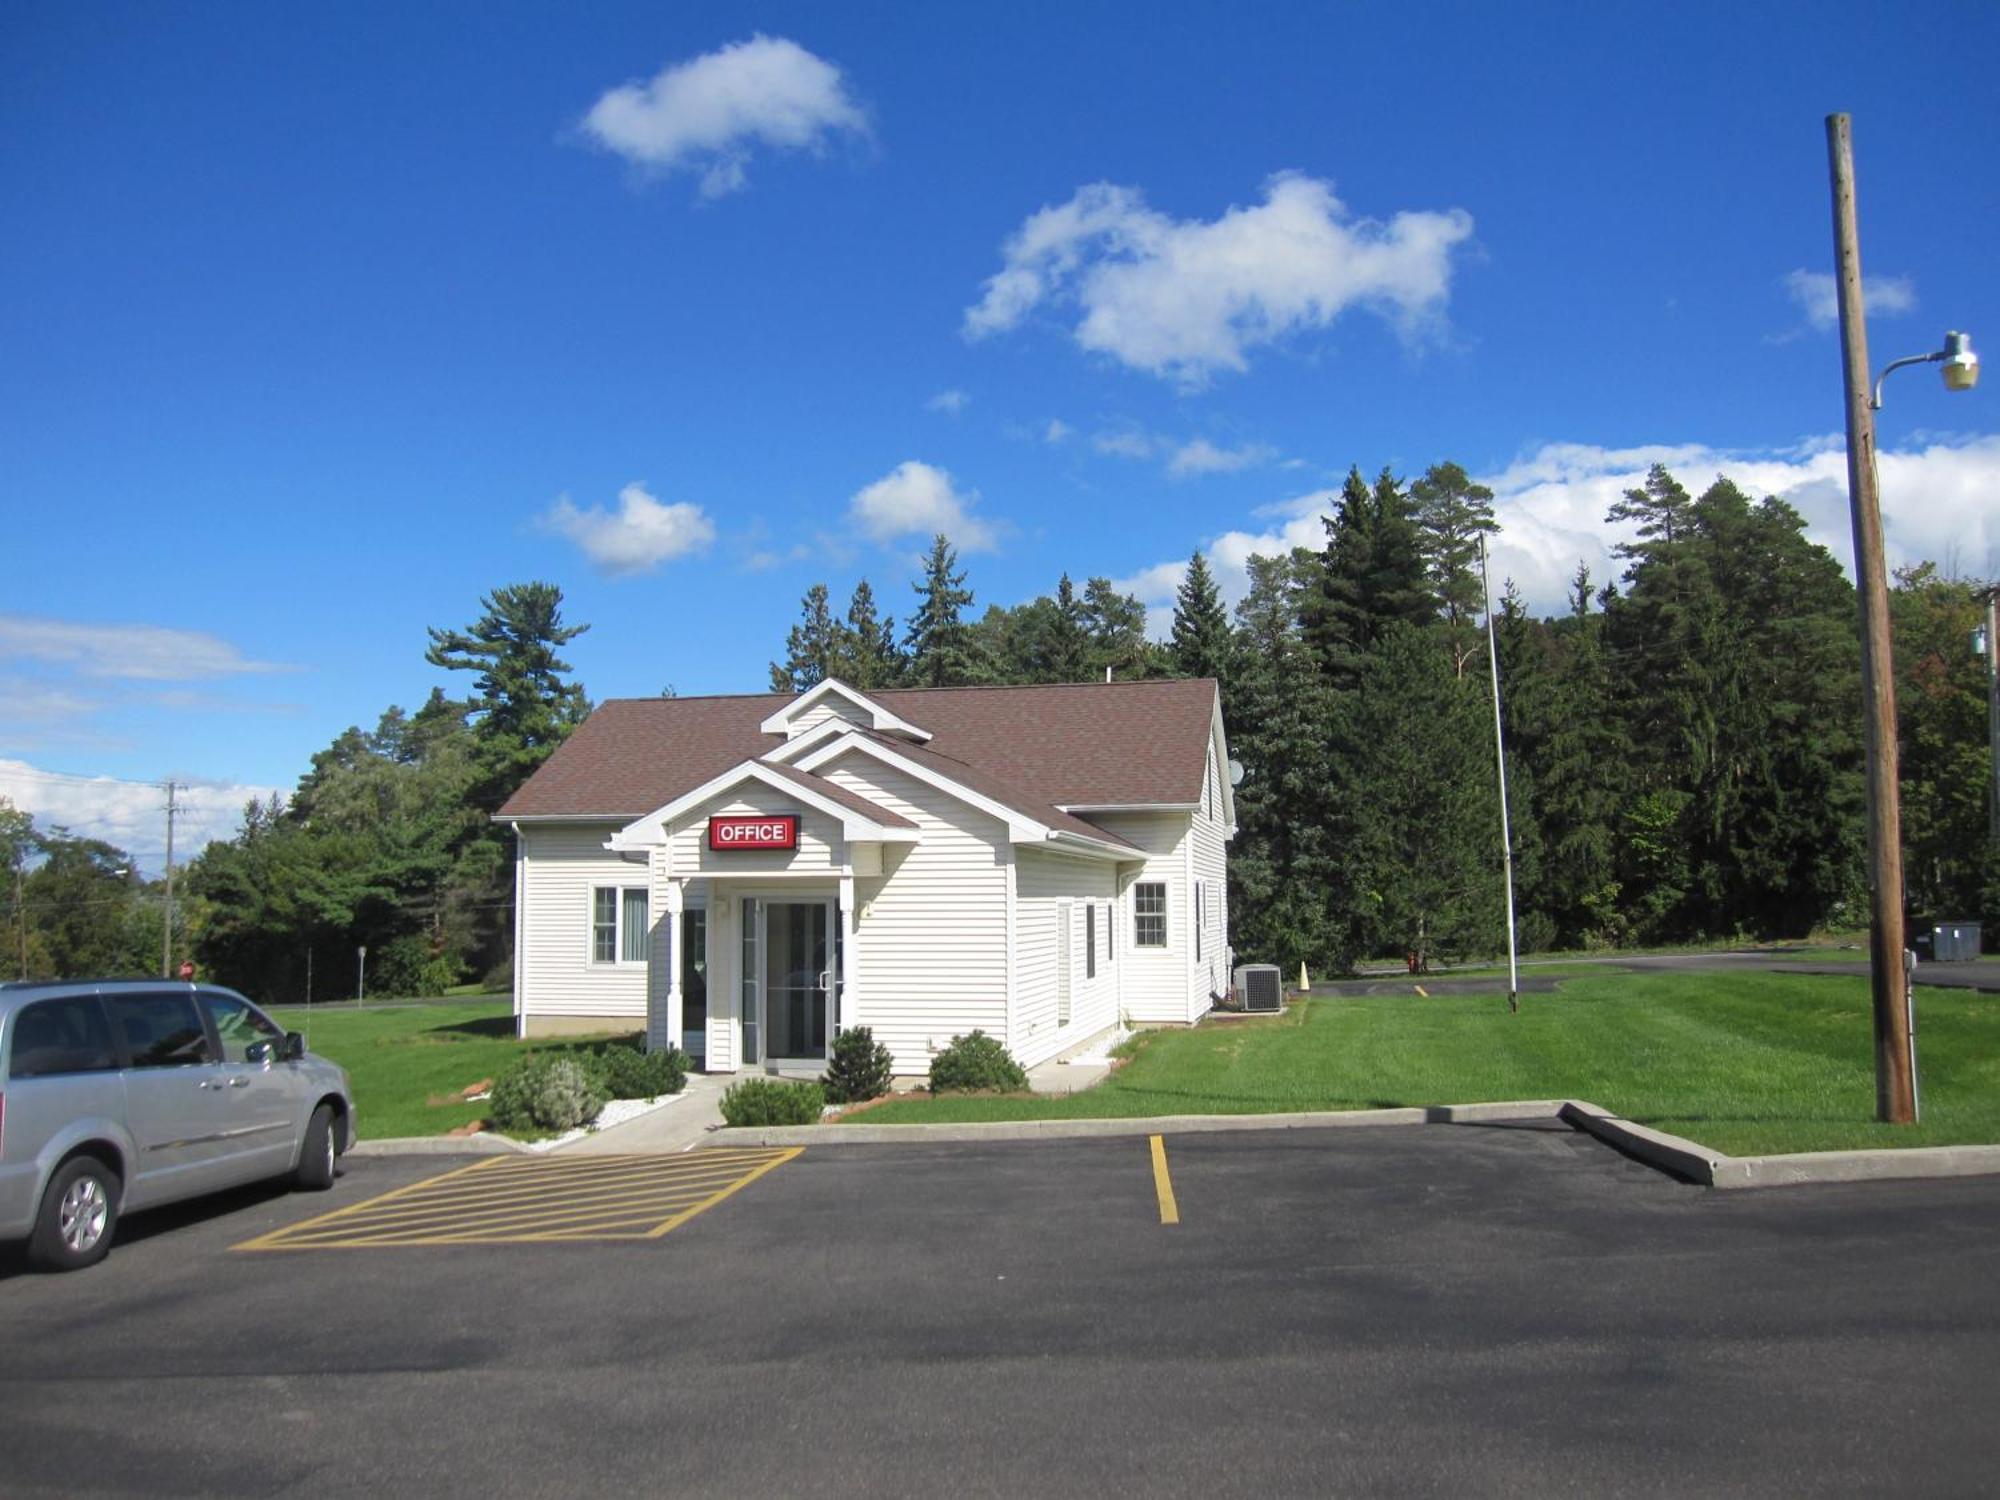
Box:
[226, 1077, 249, 1088]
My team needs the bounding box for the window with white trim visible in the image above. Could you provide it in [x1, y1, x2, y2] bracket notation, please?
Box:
[592, 886, 650, 964]
[1134, 882, 1167, 948]
[1086, 903, 1097, 980]
[1196, 881, 1204, 962]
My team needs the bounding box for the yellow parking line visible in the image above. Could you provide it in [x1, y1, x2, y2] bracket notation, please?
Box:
[1149, 1134, 1180, 1226]
[235, 1147, 802, 1251]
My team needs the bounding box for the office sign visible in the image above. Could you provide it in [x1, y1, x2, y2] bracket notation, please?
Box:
[708, 814, 799, 851]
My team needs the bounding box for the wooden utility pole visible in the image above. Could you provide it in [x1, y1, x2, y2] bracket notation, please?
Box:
[1827, 113, 1916, 1124]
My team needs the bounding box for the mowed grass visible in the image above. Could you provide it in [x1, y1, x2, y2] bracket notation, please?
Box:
[267, 1000, 630, 1140]
[857, 971, 2000, 1156]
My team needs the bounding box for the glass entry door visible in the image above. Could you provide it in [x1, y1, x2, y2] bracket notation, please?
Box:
[763, 899, 833, 1061]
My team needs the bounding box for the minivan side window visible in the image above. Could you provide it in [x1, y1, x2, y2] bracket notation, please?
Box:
[201, 993, 285, 1064]
[104, 992, 217, 1069]
[8, 996, 119, 1079]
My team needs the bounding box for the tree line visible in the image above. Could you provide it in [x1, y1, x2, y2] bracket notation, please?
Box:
[6, 465, 1994, 997]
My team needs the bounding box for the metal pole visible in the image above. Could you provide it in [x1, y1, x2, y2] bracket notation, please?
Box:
[1827, 113, 1916, 1124]
[15, 865, 24, 980]
[1987, 592, 1999, 845]
[1478, 532, 1521, 1013]
[160, 780, 178, 978]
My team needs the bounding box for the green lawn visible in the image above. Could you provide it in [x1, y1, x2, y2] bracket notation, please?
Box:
[269, 1000, 633, 1139]
[856, 972, 2000, 1156]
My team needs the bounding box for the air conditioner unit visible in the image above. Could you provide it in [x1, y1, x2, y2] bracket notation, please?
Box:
[1233, 963, 1283, 1013]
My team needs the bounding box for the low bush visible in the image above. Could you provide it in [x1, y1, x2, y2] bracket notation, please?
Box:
[720, 1078, 825, 1127]
[593, 1041, 690, 1100]
[488, 1053, 608, 1133]
[928, 1030, 1028, 1094]
[823, 1025, 896, 1104]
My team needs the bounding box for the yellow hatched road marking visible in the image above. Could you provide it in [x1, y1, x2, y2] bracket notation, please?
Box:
[273, 1161, 764, 1233]
[234, 1147, 802, 1250]
[1149, 1134, 1180, 1226]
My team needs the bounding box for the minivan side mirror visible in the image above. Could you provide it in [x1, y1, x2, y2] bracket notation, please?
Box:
[282, 1032, 306, 1062]
[245, 1040, 275, 1066]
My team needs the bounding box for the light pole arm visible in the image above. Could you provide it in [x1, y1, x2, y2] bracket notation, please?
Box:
[1871, 351, 1939, 410]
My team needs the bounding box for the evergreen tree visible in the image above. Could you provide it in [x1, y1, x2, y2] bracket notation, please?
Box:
[841, 579, 901, 688]
[1342, 622, 1502, 969]
[1305, 465, 1435, 690]
[1410, 460, 1497, 678]
[770, 583, 843, 693]
[904, 534, 985, 686]
[1032, 574, 1091, 682]
[1170, 551, 1231, 685]
[424, 582, 590, 813]
[1080, 576, 1156, 681]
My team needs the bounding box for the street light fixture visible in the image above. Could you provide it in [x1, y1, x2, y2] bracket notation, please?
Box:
[1826, 114, 1981, 1126]
[1872, 331, 1980, 409]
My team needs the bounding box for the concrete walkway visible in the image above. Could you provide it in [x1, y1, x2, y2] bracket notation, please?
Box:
[554, 1041, 1119, 1153]
[557, 1071, 732, 1155]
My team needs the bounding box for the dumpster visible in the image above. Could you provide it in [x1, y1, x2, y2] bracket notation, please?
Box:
[1930, 922, 1983, 962]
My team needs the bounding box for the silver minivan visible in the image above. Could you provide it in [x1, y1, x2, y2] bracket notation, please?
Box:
[0, 979, 356, 1270]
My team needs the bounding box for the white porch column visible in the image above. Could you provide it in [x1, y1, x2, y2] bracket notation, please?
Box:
[838, 874, 857, 1032]
[663, 877, 685, 1052]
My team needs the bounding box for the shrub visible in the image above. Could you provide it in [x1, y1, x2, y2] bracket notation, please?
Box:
[823, 1025, 896, 1104]
[593, 1041, 689, 1100]
[720, 1078, 825, 1127]
[488, 1053, 608, 1134]
[928, 1030, 1028, 1094]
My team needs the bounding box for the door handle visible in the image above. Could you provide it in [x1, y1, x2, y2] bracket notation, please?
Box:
[227, 1077, 249, 1088]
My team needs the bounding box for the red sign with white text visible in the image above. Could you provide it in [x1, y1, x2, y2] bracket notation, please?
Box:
[708, 814, 799, 851]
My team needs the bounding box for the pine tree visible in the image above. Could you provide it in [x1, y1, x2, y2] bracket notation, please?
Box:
[1305, 465, 1435, 691]
[1081, 576, 1156, 681]
[841, 579, 901, 688]
[1032, 574, 1090, 682]
[1410, 460, 1497, 678]
[1170, 551, 1231, 686]
[904, 534, 985, 686]
[769, 583, 842, 693]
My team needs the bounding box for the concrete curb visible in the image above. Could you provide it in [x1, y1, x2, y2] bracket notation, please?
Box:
[718, 1100, 1567, 1147]
[347, 1134, 530, 1157]
[724, 1098, 2000, 1192]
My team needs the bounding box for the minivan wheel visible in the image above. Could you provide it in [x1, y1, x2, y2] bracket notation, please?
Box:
[29, 1156, 119, 1272]
[294, 1104, 338, 1191]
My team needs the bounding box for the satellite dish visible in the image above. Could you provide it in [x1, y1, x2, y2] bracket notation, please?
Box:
[1227, 758, 1245, 787]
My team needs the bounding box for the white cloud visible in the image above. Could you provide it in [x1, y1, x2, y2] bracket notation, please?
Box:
[1110, 431, 2000, 636]
[926, 388, 970, 414]
[848, 460, 997, 552]
[541, 483, 716, 575]
[0, 760, 280, 877]
[580, 35, 867, 198]
[1167, 438, 1277, 478]
[1093, 429, 1157, 460]
[0, 616, 291, 681]
[1045, 418, 1073, 444]
[1783, 269, 1917, 331]
[963, 172, 1474, 384]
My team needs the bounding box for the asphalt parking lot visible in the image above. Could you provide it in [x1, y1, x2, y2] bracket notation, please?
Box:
[4, 1121, 1998, 1497]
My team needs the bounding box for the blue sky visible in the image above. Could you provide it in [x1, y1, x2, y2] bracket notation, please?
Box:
[4, 1, 1998, 868]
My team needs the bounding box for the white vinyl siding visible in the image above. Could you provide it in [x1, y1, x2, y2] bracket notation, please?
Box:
[518, 825, 650, 1023]
[1091, 810, 1200, 1024]
[1013, 848, 1119, 1067]
[819, 752, 1010, 1074]
[1189, 745, 1232, 1010]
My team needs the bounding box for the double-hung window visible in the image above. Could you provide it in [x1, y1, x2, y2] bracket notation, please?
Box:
[1134, 882, 1167, 948]
[593, 886, 650, 964]
[1086, 904, 1097, 980]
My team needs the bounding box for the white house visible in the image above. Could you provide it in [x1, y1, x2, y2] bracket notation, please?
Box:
[496, 677, 1235, 1076]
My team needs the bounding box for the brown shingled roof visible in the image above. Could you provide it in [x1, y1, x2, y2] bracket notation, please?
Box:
[498, 678, 1219, 841]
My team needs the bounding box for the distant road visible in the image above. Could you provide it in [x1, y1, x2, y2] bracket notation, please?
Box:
[1324, 948, 2000, 996]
